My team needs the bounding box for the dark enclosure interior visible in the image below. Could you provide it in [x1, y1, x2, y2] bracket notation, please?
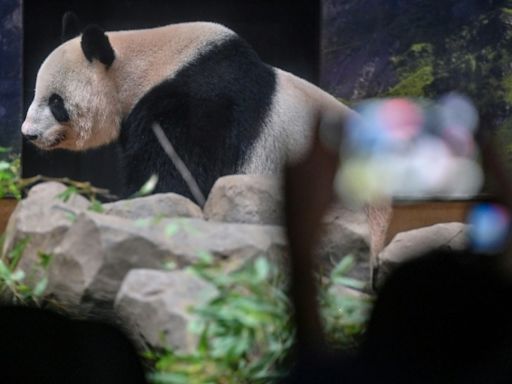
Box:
[22, 0, 320, 196]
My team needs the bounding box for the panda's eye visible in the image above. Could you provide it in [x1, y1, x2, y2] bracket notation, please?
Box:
[48, 93, 70, 123]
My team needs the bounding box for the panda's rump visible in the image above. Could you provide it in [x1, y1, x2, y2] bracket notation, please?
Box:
[119, 36, 276, 200]
[241, 68, 351, 174]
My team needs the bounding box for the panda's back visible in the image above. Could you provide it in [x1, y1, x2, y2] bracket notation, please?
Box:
[109, 22, 238, 114]
[119, 27, 277, 199]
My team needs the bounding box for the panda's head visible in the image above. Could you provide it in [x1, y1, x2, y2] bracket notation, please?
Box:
[22, 17, 121, 151]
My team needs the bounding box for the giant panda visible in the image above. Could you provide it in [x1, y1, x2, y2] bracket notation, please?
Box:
[21, 14, 351, 202]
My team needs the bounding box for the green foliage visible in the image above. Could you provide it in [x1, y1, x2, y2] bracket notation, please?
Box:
[0, 237, 52, 305]
[410, 43, 432, 54]
[132, 174, 159, 197]
[57, 186, 79, 202]
[150, 255, 292, 384]
[329, 1, 512, 142]
[387, 65, 434, 97]
[148, 255, 372, 384]
[385, 42, 434, 98]
[88, 196, 105, 213]
[491, 118, 512, 174]
[502, 73, 512, 104]
[321, 256, 372, 347]
[0, 148, 22, 199]
[56, 185, 106, 213]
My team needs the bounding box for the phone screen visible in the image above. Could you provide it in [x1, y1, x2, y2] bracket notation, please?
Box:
[334, 94, 483, 206]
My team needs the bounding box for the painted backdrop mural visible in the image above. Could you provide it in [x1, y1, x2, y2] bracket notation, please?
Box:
[0, 0, 22, 150]
[321, 0, 512, 161]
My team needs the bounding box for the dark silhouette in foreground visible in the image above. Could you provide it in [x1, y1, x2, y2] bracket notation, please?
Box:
[285, 248, 512, 384]
[360, 249, 512, 384]
[283, 120, 512, 383]
[0, 306, 147, 384]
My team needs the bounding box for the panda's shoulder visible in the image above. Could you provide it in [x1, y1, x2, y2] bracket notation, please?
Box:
[121, 21, 238, 42]
[178, 21, 237, 36]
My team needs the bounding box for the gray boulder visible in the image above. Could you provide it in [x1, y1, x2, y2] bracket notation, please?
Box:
[47, 211, 185, 309]
[2, 182, 89, 280]
[328, 284, 372, 301]
[115, 269, 216, 352]
[375, 222, 468, 288]
[204, 175, 283, 225]
[103, 193, 203, 220]
[46, 213, 286, 310]
[204, 175, 371, 279]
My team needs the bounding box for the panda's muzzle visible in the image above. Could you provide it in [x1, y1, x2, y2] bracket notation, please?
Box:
[22, 133, 39, 142]
[23, 130, 66, 149]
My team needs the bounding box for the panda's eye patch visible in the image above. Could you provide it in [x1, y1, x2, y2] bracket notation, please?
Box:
[48, 93, 70, 123]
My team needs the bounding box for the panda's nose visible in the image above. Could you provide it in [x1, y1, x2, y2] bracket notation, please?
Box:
[23, 133, 39, 141]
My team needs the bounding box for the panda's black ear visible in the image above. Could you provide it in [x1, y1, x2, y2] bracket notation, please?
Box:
[61, 11, 81, 42]
[81, 25, 116, 68]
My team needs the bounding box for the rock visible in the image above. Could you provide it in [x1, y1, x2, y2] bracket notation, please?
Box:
[115, 269, 216, 352]
[375, 222, 468, 288]
[47, 211, 183, 310]
[46, 213, 286, 310]
[204, 175, 283, 225]
[316, 204, 370, 281]
[103, 193, 203, 220]
[328, 284, 372, 301]
[2, 182, 89, 281]
[154, 219, 287, 271]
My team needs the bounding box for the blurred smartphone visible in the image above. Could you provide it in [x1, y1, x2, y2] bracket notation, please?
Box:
[333, 94, 510, 253]
[335, 94, 483, 205]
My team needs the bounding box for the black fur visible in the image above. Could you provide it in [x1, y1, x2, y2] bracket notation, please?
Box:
[49, 94, 70, 123]
[61, 11, 81, 42]
[81, 25, 115, 68]
[120, 36, 276, 202]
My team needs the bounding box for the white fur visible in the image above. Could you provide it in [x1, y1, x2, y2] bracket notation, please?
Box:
[23, 39, 121, 150]
[242, 69, 353, 173]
